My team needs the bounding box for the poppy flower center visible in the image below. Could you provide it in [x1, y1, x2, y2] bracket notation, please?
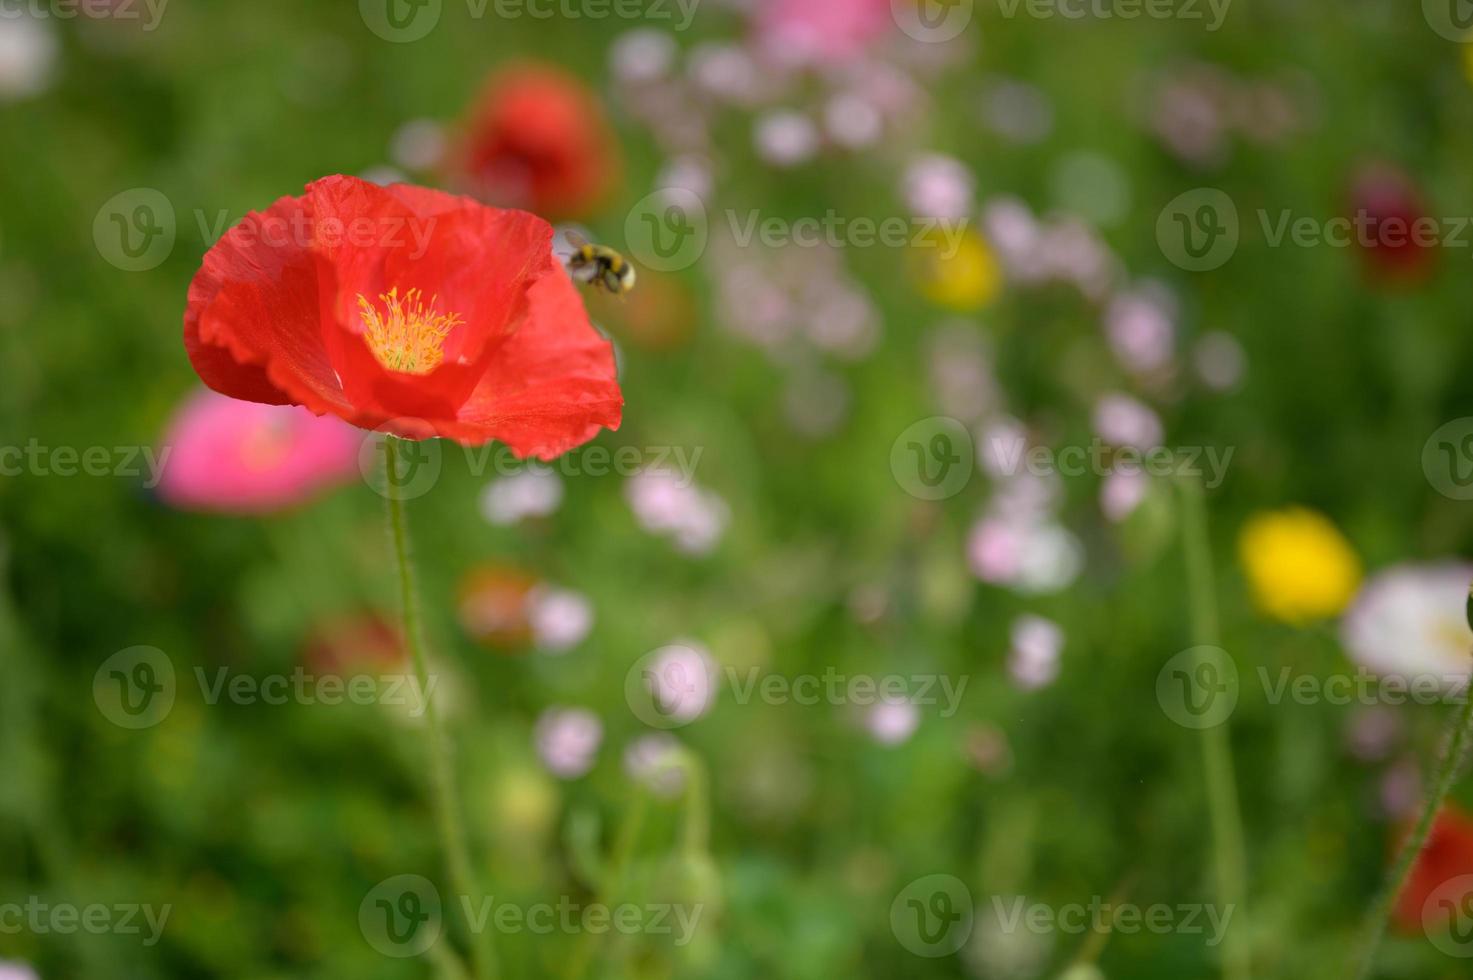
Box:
[357, 287, 464, 375]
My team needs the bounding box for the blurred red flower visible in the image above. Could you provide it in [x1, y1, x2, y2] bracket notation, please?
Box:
[452, 64, 619, 219]
[1392, 803, 1473, 933]
[183, 174, 621, 458]
[1348, 164, 1437, 284]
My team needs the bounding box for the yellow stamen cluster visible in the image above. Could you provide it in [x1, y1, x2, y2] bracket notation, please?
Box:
[357, 287, 463, 374]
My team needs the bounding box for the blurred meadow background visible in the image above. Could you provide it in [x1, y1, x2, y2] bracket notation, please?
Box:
[5, 0, 1473, 977]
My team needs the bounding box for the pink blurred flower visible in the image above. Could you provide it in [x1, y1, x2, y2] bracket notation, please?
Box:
[624, 732, 687, 797]
[903, 153, 974, 221]
[754, 109, 819, 166]
[1008, 614, 1064, 690]
[626, 470, 730, 555]
[535, 707, 603, 779]
[1093, 393, 1163, 450]
[157, 389, 361, 514]
[753, 0, 894, 67]
[527, 586, 594, 653]
[1105, 284, 1176, 374]
[1100, 469, 1149, 524]
[866, 697, 920, 745]
[480, 469, 564, 525]
[641, 642, 719, 724]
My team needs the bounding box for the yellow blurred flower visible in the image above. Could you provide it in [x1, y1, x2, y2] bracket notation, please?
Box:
[1238, 507, 1361, 623]
[911, 227, 1001, 311]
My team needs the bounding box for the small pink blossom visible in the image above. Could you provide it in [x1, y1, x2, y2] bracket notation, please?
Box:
[480, 469, 564, 525]
[866, 697, 920, 746]
[1093, 393, 1163, 450]
[902, 153, 974, 221]
[535, 707, 603, 779]
[156, 389, 361, 514]
[624, 732, 687, 797]
[1105, 285, 1176, 374]
[1008, 614, 1064, 690]
[754, 109, 819, 166]
[1100, 469, 1149, 524]
[753, 0, 894, 67]
[527, 586, 593, 653]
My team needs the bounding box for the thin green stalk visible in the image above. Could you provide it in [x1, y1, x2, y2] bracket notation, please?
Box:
[384, 436, 495, 980]
[1178, 478, 1251, 980]
[563, 789, 649, 980]
[1352, 684, 1473, 978]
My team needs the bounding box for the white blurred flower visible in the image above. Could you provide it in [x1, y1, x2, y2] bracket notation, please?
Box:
[0, 15, 56, 101]
[535, 707, 602, 779]
[754, 110, 819, 167]
[389, 118, 446, 172]
[1341, 563, 1473, 694]
[967, 517, 1082, 595]
[1194, 330, 1246, 391]
[1100, 469, 1149, 524]
[527, 586, 593, 653]
[656, 154, 713, 201]
[611, 28, 677, 85]
[624, 733, 687, 798]
[866, 697, 920, 746]
[1105, 284, 1176, 374]
[1093, 392, 1163, 450]
[642, 642, 718, 724]
[626, 470, 729, 556]
[902, 154, 974, 221]
[824, 92, 882, 148]
[1008, 614, 1064, 691]
[689, 42, 760, 102]
[480, 468, 563, 525]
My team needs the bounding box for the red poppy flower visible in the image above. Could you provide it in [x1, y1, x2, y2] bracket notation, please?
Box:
[452, 63, 619, 219]
[183, 174, 621, 458]
[1392, 803, 1473, 933]
[1347, 164, 1437, 284]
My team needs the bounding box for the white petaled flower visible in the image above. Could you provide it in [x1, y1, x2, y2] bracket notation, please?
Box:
[527, 586, 593, 654]
[866, 697, 920, 746]
[641, 642, 718, 723]
[535, 707, 603, 780]
[1008, 614, 1064, 691]
[1193, 331, 1246, 391]
[624, 733, 687, 798]
[0, 14, 57, 100]
[480, 468, 563, 525]
[1341, 563, 1473, 694]
[967, 516, 1082, 595]
[389, 119, 447, 172]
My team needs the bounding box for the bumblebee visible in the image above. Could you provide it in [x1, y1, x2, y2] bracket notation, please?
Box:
[565, 231, 636, 297]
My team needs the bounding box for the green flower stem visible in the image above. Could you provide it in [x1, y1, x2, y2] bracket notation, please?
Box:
[563, 789, 649, 980]
[384, 436, 496, 980]
[1352, 682, 1473, 978]
[1178, 478, 1251, 980]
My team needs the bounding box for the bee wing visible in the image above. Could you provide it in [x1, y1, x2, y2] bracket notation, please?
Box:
[562, 228, 590, 249]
